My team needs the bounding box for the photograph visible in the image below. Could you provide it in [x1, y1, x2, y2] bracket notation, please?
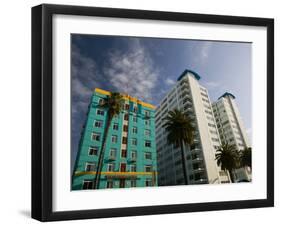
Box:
[71, 34, 252, 190]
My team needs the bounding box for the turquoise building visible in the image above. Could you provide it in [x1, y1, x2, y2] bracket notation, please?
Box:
[72, 88, 157, 190]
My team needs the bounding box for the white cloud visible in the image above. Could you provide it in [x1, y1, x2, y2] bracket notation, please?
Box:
[203, 81, 220, 89]
[165, 78, 176, 86]
[188, 41, 213, 65]
[103, 39, 159, 102]
[200, 42, 212, 60]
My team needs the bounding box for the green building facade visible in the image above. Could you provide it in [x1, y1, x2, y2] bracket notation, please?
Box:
[72, 88, 157, 190]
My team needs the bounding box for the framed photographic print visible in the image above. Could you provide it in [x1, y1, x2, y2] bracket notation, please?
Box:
[32, 4, 274, 221]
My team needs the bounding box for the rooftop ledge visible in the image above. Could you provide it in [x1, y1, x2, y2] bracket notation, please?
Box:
[177, 69, 201, 81]
[218, 92, 236, 100]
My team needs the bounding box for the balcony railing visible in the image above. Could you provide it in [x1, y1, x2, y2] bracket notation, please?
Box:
[192, 157, 203, 162]
[190, 147, 201, 152]
[128, 157, 137, 162]
[193, 167, 205, 173]
[106, 155, 116, 161]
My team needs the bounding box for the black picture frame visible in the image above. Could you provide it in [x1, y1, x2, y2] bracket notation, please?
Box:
[32, 3, 274, 222]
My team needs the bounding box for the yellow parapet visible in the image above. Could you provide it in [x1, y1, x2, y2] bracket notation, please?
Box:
[94, 87, 156, 110]
[95, 88, 111, 96]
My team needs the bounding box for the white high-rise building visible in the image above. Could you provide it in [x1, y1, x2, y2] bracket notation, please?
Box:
[212, 93, 251, 181]
[156, 70, 230, 186]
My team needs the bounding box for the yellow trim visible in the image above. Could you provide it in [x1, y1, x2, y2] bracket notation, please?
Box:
[94, 88, 111, 96]
[94, 88, 156, 110]
[75, 171, 158, 176]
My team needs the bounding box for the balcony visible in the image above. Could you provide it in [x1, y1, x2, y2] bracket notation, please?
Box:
[105, 155, 116, 161]
[128, 157, 137, 163]
[190, 122, 197, 128]
[192, 157, 203, 162]
[186, 107, 194, 113]
[189, 114, 196, 120]
[194, 178, 208, 184]
[193, 139, 200, 144]
[193, 167, 205, 173]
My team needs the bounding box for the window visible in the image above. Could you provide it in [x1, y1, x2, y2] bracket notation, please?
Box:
[98, 98, 104, 105]
[144, 110, 150, 117]
[212, 138, 219, 142]
[145, 179, 152, 186]
[106, 180, 113, 188]
[201, 92, 208, 98]
[132, 127, 137, 134]
[132, 138, 137, 146]
[200, 87, 206, 92]
[204, 104, 211, 110]
[122, 137, 127, 144]
[208, 123, 216, 128]
[131, 164, 137, 172]
[222, 120, 229, 126]
[123, 125, 128, 132]
[145, 165, 152, 172]
[94, 120, 103, 128]
[202, 98, 209, 103]
[124, 113, 129, 121]
[205, 110, 213, 115]
[124, 103, 130, 110]
[91, 133, 101, 141]
[109, 148, 116, 158]
[145, 129, 151, 136]
[133, 116, 137, 123]
[82, 180, 93, 189]
[113, 123, 118, 130]
[88, 146, 98, 156]
[131, 180, 136, 187]
[145, 140, 151, 147]
[107, 163, 115, 172]
[96, 109, 104, 116]
[111, 135, 117, 143]
[131, 151, 137, 159]
[85, 162, 96, 171]
[145, 152, 152, 160]
[145, 119, 150, 126]
[133, 106, 138, 113]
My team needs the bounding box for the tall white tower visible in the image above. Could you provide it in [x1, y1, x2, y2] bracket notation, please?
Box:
[212, 93, 251, 181]
[156, 70, 230, 186]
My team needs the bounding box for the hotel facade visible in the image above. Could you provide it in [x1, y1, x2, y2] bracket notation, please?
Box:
[156, 70, 230, 186]
[72, 88, 157, 190]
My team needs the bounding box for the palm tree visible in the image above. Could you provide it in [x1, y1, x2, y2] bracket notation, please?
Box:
[94, 92, 123, 189]
[240, 147, 252, 169]
[163, 109, 194, 185]
[215, 143, 239, 183]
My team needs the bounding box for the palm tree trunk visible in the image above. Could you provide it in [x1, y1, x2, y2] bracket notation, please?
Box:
[180, 141, 188, 185]
[228, 170, 235, 183]
[94, 115, 112, 189]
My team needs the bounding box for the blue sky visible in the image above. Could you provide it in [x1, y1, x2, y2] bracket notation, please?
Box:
[71, 34, 252, 167]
